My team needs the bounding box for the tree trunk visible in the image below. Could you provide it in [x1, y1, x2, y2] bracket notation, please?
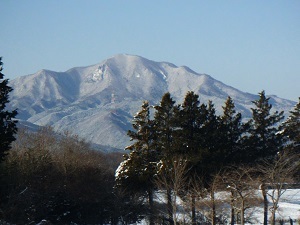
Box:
[192, 195, 196, 225]
[241, 199, 245, 225]
[271, 210, 275, 225]
[167, 188, 174, 225]
[261, 184, 268, 225]
[148, 189, 155, 225]
[271, 201, 278, 225]
[211, 189, 216, 225]
[230, 190, 235, 225]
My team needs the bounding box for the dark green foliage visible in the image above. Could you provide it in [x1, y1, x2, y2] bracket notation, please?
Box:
[176, 91, 206, 186]
[115, 101, 157, 224]
[196, 96, 243, 176]
[154, 93, 179, 160]
[243, 91, 284, 163]
[176, 91, 203, 225]
[176, 92, 223, 179]
[201, 101, 221, 157]
[220, 96, 244, 163]
[0, 57, 18, 160]
[116, 101, 157, 192]
[282, 97, 300, 152]
[240, 91, 284, 225]
[281, 98, 300, 179]
[176, 91, 202, 157]
[116, 91, 296, 225]
[153, 93, 179, 224]
[194, 100, 224, 178]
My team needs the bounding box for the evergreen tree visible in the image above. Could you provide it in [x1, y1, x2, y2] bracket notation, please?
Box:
[187, 98, 242, 225]
[244, 90, 284, 163]
[115, 101, 157, 225]
[219, 96, 244, 224]
[0, 57, 17, 161]
[153, 92, 179, 225]
[198, 100, 223, 172]
[220, 96, 244, 163]
[177, 91, 202, 158]
[177, 91, 202, 225]
[244, 91, 284, 225]
[282, 97, 300, 152]
[154, 92, 179, 160]
[196, 100, 223, 225]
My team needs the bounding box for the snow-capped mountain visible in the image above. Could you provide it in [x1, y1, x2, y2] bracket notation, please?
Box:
[8, 54, 296, 151]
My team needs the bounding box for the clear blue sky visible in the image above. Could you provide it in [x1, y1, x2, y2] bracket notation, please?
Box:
[1, 0, 299, 101]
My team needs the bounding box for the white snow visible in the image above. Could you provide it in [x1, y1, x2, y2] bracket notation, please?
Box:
[250, 189, 300, 224]
[8, 54, 296, 150]
[136, 189, 300, 225]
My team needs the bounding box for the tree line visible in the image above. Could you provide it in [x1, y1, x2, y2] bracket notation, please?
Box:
[115, 91, 300, 225]
[0, 126, 130, 224]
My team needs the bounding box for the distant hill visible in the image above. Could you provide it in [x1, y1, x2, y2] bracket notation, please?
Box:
[8, 54, 296, 151]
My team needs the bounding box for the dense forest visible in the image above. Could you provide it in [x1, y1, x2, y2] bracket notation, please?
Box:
[0, 57, 299, 224]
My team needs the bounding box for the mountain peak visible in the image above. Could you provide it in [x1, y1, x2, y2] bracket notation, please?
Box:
[104, 54, 150, 65]
[8, 55, 296, 151]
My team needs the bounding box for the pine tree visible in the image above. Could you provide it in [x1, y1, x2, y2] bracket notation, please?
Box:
[198, 100, 223, 172]
[177, 91, 202, 225]
[115, 101, 157, 225]
[220, 96, 243, 163]
[282, 97, 300, 152]
[244, 90, 284, 162]
[197, 100, 223, 225]
[177, 91, 201, 156]
[220, 96, 244, 224]
[0, 57, 18, 161]
[153, 92, 179, 225]
[194, 98, 244, 225]
[154, 92, 179, 160]
[244, 91, 284, 225]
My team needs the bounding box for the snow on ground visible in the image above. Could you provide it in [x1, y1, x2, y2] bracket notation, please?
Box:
[137, 189, 300, 225]
[250, 189, 300, 224]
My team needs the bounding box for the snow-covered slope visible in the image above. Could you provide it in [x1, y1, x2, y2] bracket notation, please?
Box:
[8, 54, 296, 151]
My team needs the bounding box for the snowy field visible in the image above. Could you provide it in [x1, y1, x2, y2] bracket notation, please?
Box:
[136, 189, 300, 225]
[251, 189, 300, 225]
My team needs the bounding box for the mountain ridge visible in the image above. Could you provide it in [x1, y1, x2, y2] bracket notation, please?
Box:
[8, 54, 296, 151]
